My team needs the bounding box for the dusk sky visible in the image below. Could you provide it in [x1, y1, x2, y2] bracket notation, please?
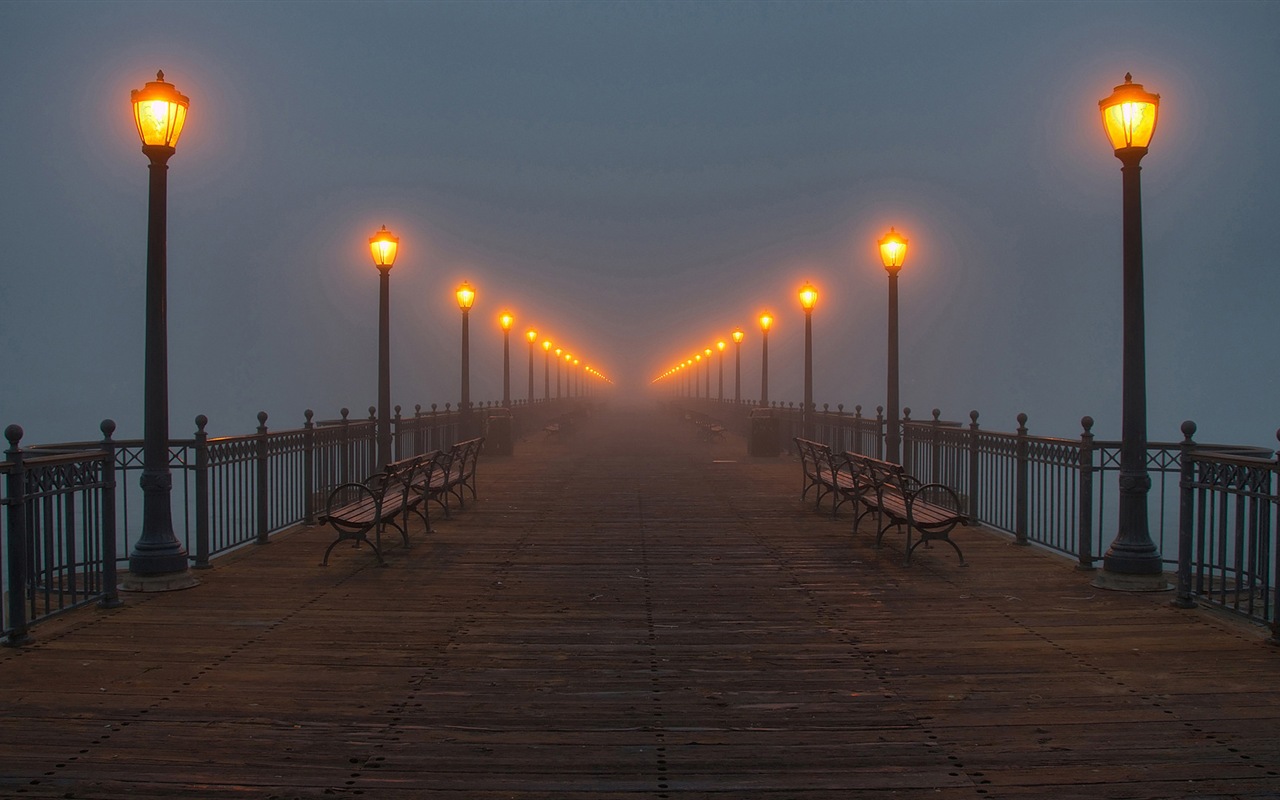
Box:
[2, 1, 1278, 448]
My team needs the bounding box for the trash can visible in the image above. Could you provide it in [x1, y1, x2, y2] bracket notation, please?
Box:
[485, 407, 514, 456]
[748, 407, 779, 456]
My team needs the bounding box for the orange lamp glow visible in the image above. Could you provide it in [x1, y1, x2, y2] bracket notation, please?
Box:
[555, 348, 563, 358]
[717, 340, 726, 352]
[759, 312, 773, 332]
[131, 70, 188, 150]
[527, 330, 538, 343]
[1099, 73, 1160, 155]
[455, 282, 475, 311]
[369, 225, 398, 269]
[879, 227, 908, 272]
[565, 353, 573, 362]
[542, 340, 552, 352]
[732, 328, 744, 344]
[704, 347, 712, 358]
[798, 282, 818, 312]
[499, 311, 514, 331]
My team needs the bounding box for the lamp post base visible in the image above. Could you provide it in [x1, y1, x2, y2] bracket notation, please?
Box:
[119, 569, 199, 593]
[1092, 569, 1171, 592]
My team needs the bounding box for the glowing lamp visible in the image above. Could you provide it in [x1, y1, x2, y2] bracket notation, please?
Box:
[799, 282, 818, 312]
[879, 227, 908, 273]
[759, 312, 773, 332]
[456, 282, 475, 311]
[543, 340, 552, 351]
[732, 328, 744, 344]
[1099, 73, 1160, 156]
[717, 341, 726, 351]
[369, 225, 398, 269]
[499, 311, 514, 331]
[527, 330, 538, 343]
[131, 71, 188, 150]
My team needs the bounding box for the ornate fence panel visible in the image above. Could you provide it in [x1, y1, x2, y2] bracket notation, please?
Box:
[2, 426, 118, 644]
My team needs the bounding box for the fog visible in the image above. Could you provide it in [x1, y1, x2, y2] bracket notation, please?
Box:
[2, 1, 1277, 448]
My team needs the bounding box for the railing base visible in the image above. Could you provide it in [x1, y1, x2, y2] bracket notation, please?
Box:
[119, 569, 199, 593]
[1092, 569, 1172, 592]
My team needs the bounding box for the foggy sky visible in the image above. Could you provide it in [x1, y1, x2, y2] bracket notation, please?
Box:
[2, 1, 1278, 447]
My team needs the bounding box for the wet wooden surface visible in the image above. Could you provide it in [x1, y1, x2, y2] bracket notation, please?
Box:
[3, 402, 1280, 799]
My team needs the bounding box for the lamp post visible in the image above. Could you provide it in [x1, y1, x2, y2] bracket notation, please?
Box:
[799, 282, 818, 438]
[123, 70, 195, 589]
[371, 226, 399, 468]
[542, 340, 552, 401]
[703, 348, 712, 399]
[456, 282, 475, 435]
[1096, 74, 1165, 590]
[554, 348, 563, 399]
[716, 340, 726, 402]
[565, 353, 574, 397]
[526, 330, 537, 403]
[759, 312, 773, 407]
[694, 354, 702, 399]
[573, 358, 581, 397]
[879, 228, 907, 463]
[499, 311, 514, 408]
[732, 328, 744, 403]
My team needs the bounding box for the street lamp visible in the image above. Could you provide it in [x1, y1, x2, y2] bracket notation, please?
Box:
[694, 354, 703, 399]
[703, 348, 712, 399]
[526, 330, 537, 404]
[542, 340, 552, 401]
[573, 358, 581, 397]
[554, 347, 563, 399]
[371, 225, 399, 469]
[732, 328, 744, 403]
[716, 340, 726, 401]
[1096, 73, 1165, 590]
[124, 70, 194, 589]
[759, 312, 773, 407]
[499, 311, 514, 408]
[565, 352, 574, 397]
[456, 282, 475, 434]
[879, 227, 907, 463]
[799, 282, 818, 438]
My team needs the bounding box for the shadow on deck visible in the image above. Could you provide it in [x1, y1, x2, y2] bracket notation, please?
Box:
[2, 403, 1278, 798]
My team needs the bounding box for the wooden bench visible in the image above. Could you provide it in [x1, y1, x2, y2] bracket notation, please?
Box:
[690, 412, 726, 442]
[793, 438, 870, 517]
[317, 456, 419, 566]
[850, 453, 969, 565]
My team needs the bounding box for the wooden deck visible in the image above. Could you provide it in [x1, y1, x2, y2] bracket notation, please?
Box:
[3, 403, 1280, 799]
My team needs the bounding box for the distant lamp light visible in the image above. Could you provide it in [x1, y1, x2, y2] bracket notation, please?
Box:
[499, 311, 514, 331]
[879, 227, 908, 272]
[527, 329, 538, 343]
[131, 70, 188, 150]
[456, 282, 475, 311]
[369, 225, 398, 269]
[543, 340, 552, 351]
[717, 341, 726, 352]
[732, 328, 745, 344]
[759, 312, 773, 332]
[1099, 73, 1160, 156]
[798, 282, 818, 312]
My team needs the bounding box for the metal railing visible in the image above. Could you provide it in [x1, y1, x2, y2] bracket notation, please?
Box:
[2, 398, 572, 642]
[679, 397, 1280, 636]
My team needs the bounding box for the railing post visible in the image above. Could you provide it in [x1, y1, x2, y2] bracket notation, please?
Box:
[391, 404, 401, 460]
[256, 412, 269, 546]
[875, 406, 884, 459]
[1173, 420, 1198, 609]
[193, 415, 211, 568]
[3, 425, 30, 646]
[853, 405, 863, 455]
[1077, 416, 1096, 571]
[835, 404, 845, 452]
[930, 408, 942, 486]
[339, 408, 351, 487]
[1015, 413, 1029, 546]
[901, 407, 913, 472]
[98, 420, 121, 608]
[368, 406, 378, 471]
[303, 409, 316, 526]
[968, 411, 981, 524]
[413, 404, 423, 457]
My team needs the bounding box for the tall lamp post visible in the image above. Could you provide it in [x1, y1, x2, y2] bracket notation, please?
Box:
[124, 70, 195, 589]
[879, 228, 907, 463]
[554, 348, 563, 399]
[542, 340, 552, 401]
[694, 354, 702, 399]
[499, 311, 514, 408]
[799, 282, 818, 439]
[716, 340, 726, 401]
[526, 330, 537, 403]
[1096, 74, 1165, 590]
[371, 226, 399, 468]
[456, 282, 475, 435]
[703, 348, 712, 399]
[759, 312, 773, 407]
[732, 328, 744, 403]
